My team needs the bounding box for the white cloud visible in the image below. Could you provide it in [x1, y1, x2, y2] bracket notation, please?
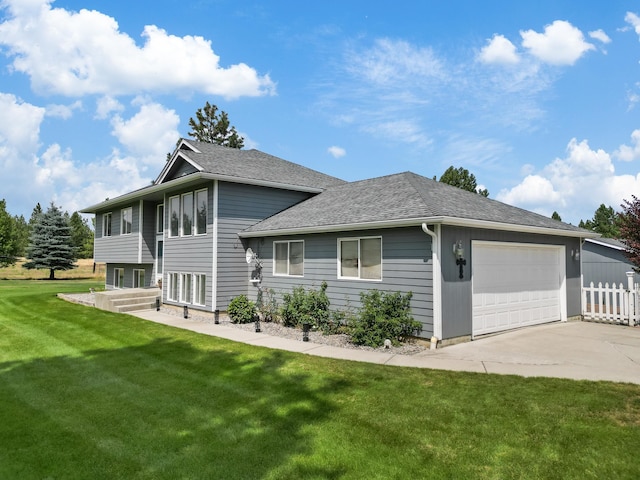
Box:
[614, 129, 640, 161]
[0, 92, 45, 147]
[497, 137, 640, 223]
[110, 99, 180, 165]
[479, 34, 520, 65]
[45, 101, 83, 119]
[346, 38, 444, 87]
[0, 0, 275, 98]
[625, 12, 640, 38]
[588, 29, 611, 44]
[520, 20, 595, 65]
[95, 96, 124, 120]
[34, 144, 79, 186]
[327, 146, 346, 158]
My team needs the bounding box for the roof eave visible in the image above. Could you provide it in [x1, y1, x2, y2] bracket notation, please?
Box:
[239, 215, 598, 238]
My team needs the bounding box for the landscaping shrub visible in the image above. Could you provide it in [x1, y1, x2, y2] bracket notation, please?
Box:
[280, 282, 330, 329]
[257, 288, 279, 323]
[227, 294, 256, 324]
[349, 290, 422, 347]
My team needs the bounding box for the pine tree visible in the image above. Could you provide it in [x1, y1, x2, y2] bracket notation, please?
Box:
[0, 199, 20, 267]
[438, 166, 489, 197]
[188, 102, 244, 148]
[69, 211, 94, 259]
[551, 211, 562, 221]
[23, 203, 77, 279]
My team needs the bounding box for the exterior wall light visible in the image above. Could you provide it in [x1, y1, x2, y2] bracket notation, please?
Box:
[571, 249, 580, 261]
[453, 240, 466, 279]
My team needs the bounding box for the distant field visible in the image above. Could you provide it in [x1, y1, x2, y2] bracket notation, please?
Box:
[0, 258, 106, 281]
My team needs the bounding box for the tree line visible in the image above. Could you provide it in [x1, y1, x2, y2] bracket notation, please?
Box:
[0, 200, 93, 277]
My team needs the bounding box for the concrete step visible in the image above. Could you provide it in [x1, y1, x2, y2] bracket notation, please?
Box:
[116, 302, 157, 313]
[111, 295, 160, 307]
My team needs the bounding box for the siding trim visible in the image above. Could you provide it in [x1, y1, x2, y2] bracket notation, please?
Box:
[212, 180, 219, 312]
[138, 199, 143, 264]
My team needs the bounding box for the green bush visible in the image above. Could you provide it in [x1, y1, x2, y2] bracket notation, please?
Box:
[280, 282, 330, 329]
[349, 290, 422, 347]
[257, 288, 279, 323]
[227, 294, 256, 324]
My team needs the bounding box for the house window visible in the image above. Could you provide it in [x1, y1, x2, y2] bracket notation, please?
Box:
[338, 237, 382, 280]
[102, 212, 112, 237]
[114, 268, 124, 288]
[169, 196, 179, 237]
[194, 274, 206, 306]
[157, 204, 164, 233]
[195, 189, 207, 235]
[274, 240, 304, 276]
[121, 207, 132, 235]
[180, 273, 192, 303]
[168, 272, 179, 301]
[133, 269, 145, 288]
[182, 192, 193, 236]
[156, 241, 163, 274]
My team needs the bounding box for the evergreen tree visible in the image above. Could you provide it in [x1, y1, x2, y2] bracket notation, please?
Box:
[69, 211, 94, 259]
[188, 102, 244, 148]
[0, 199, 20, 267]
[551, 211, 562, 221]
[438, 166, 489, 197]
[12, 214, 29, 257]
[23, 203, 77, 279]
[619, 195, 640, 272]
[29, 203, 42, 231]
[579, 204, 620, 238]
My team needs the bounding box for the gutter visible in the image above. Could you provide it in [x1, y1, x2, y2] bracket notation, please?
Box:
[421, 223, 442, 342]
[239, 215, 598, 239]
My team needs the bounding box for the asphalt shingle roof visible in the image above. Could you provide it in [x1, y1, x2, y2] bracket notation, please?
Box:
[243, 172, 588, 235]
[177, 140, 346, 190]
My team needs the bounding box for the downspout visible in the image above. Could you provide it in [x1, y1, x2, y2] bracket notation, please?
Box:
[421, 223, 442, 344]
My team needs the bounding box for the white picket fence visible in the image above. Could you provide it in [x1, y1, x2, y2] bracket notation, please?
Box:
[582, 272, 639, 326]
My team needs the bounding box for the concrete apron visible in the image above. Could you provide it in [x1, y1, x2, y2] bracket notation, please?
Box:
[416, 321, 640, 384]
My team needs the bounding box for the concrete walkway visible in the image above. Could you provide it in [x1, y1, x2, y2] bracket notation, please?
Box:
[132, 310, 640, 384]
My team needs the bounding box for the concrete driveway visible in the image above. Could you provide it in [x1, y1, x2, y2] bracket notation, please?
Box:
[412, 321, 640, 384]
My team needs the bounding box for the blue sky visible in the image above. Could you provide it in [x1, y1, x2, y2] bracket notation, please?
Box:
[1, 0, 639, 225]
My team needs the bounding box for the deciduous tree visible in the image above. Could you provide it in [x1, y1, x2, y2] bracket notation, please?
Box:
[188, 102, 244, 148]
[23, 203, 77, 279]
[619, 195, 640, 272]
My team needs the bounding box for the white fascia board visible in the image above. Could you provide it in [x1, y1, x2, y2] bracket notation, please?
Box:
[239, 215, 598, 239]
[585, 237, 623, 250]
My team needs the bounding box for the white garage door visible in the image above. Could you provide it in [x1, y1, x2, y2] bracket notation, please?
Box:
[472, 242, 565, 337]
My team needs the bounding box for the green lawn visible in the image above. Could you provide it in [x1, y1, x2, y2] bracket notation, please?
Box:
[1, 280, 639, 479]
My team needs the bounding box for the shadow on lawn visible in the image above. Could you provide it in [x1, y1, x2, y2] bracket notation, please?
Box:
[0, 337, 350, 479]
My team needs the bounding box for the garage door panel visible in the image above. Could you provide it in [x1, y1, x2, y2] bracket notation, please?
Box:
[472, 242, 563, 337]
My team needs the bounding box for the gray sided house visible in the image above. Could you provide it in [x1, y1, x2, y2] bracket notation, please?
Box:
[83, 139, 596, 343]
[582, 237, 636, 288]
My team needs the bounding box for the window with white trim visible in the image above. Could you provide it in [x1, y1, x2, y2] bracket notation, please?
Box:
[114, 268, 124, 288]
[195, 189, 207, 235]
[194, 274, 206, 306]
[133, 269, 145, 288]
[168, 272, 179, 301]
[169, 196, 180, 237]
[157, 204, 164, 233]
[274, 240, 304, 276]
[338, 237, 382, 280]
[180, 273, 192, 303]
[182, 192, 193, 236]
[102, 212, 112, 237]
[121, 207, 132, 235]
